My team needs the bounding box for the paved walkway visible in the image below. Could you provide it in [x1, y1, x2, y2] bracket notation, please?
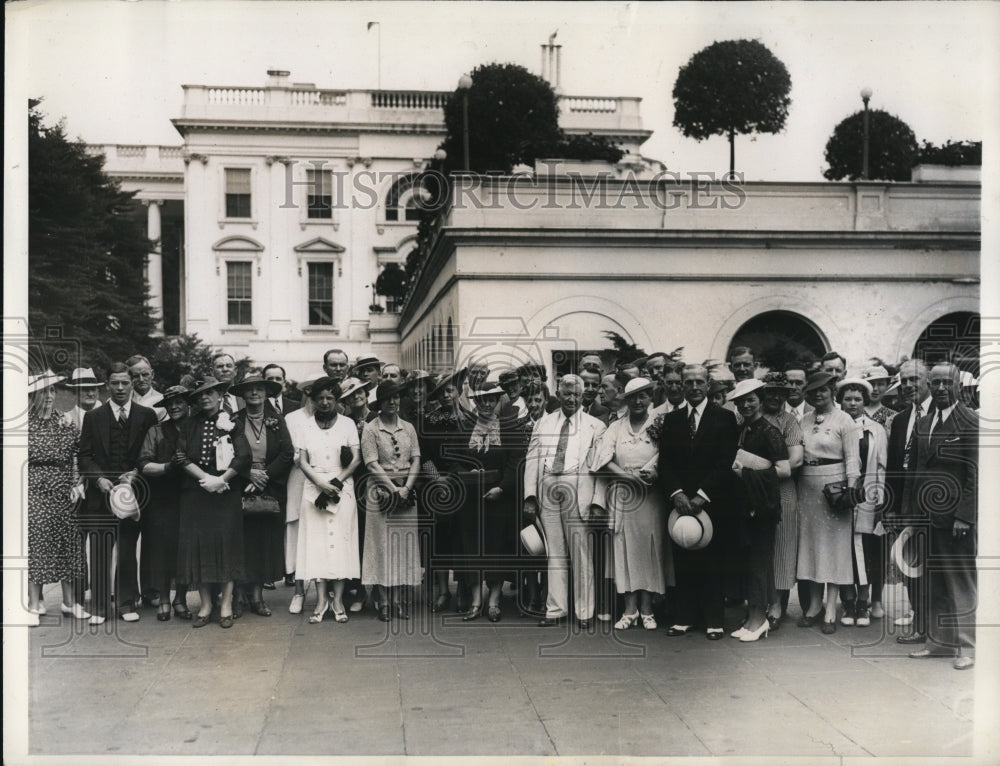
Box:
[24, 582, 974, 758]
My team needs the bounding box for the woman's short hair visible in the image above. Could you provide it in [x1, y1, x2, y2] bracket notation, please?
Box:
[836, 382, 871, 405]
[308, 377, 342, 400]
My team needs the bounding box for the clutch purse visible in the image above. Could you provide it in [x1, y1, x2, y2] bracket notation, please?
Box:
[822, 480, 854, 514]
[242, 493, 281, 514]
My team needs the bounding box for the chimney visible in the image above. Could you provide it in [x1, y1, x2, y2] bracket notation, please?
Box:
[266, 69, 291, 88]
[540, 34, 562, 92]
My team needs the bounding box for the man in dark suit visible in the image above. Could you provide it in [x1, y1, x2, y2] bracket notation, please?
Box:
[77, 362, 158, 624]
[580, 368, 610, 424]
[907, 363, 978, 670]
[263, 363, 301, 415]
[658, 363, 741, 639]
[883, 359, 930, 642]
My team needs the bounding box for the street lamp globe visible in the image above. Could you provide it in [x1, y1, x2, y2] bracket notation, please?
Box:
[860, 87, 873, 104]
[457, 73, 473, 90]
[433, 149, 447, 162]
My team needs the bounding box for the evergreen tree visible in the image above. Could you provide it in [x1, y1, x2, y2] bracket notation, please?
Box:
[823, 109, 918, 181]
[29, 99, 155, 371]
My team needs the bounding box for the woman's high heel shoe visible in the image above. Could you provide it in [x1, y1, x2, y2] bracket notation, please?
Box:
[308, 608, 326, 624]
[462, 603, 482, 622]
[614, 612, 639, 630]
[739, 621, 769, 642]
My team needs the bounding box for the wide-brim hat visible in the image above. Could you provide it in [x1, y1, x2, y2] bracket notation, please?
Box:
[149, 385, 190, 407]
[403, 369, 434, 390]
[520, 523, 546, 556]
[860, 365, 891, 382]
[374, 380, 402, 404]
[338, 376, 373, 401]
[727, 378, 766, 402]
[622, 377, 656, 398]
[28, 369, 65, 394]
[470, 378, 505, 398]
[836, 377, 873, 396]
[62, 367, 103, 388]
[109, 483, 141, 521]
[803, 371, 837, 393]
[230, 373, 282, 398]
[185, 376, 230, 401]
[884, 375, 901, 395]
[429, 367, 467, 400]
[891, 526, 924, 578]
[667, 509, 713, 550]
[353, 355, 381, 372]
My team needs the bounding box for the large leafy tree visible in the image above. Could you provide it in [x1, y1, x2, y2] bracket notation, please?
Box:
[823, 109, 918, 181]
[29, 100, 155, 371]
[672, 39, 792, 177]
[438, 62, 622, 174]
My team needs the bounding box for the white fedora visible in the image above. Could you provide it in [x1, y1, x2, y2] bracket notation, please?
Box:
[520, 524, 546, 556]
[667, 509, 713, 550]
[891, 526, 924, 579]
[109, 484, 141, 522]
[28, 369, 65, 394]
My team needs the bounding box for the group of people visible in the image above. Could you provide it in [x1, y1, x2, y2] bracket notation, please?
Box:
[25, 343, 978, 669]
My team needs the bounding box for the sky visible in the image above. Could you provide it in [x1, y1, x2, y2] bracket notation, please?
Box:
[7, 0, 999, 182]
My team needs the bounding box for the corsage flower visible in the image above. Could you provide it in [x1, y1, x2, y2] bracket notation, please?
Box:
[215, 411, 235, 433]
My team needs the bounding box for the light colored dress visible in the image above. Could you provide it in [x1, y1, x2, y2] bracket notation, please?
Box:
[762, 409, 804, 590]
[283, 406, 311, 573]
[295, 414, 360, 580]
[591, 415, 672, 594]
[795, 408, 861, 585]
[360, 417, 423, 587]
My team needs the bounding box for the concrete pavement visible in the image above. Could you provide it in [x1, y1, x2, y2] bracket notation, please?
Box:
[25, 581, 974, 758]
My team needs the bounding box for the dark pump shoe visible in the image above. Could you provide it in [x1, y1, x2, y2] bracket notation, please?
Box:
[665, 625, 692, 637]
[896, 632, 927, 645]
[538, 616, 566, 627]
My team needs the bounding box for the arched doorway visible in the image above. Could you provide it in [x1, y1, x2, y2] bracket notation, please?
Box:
[727, 311, 827, 369]
[912, 311, 979, 375]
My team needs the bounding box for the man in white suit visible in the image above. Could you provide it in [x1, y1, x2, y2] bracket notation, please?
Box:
[523, 374, 606, 628]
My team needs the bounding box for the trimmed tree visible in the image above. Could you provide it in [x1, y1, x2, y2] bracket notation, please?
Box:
[29, 99, 155, 370]
[672, 39, 792, 177]
[823, 109, 918, 181]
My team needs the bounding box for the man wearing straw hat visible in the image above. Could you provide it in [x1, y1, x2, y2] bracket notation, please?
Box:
[61, 367, 104, 432]
[77, 362, 159, 624]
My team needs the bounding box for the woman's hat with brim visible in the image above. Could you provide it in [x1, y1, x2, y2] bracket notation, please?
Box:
[429, 367, 467, 400]
[622, 377, 656, 398]
[338, 376, 373, 401]
[28, 369, 65, 394]
[891, 526, 924, 578]
[803, 370, 837, 393]
[884, 375, 901, 395]
[185, 376, 230, 401]
[62, 367, 103, 389]
[470, 378, 505, 398]
[230, 373, 282, 399]
[374, 380, 402, 404]
[148, 385, 190, 408]
[402, 369, 434, 391]
[762, 371, 792, 390]
[667, 509, 713, 550]
[727, 378, 766, 402]
[708, 380, 730, 397]
[836, 377, 873, 396]
[297, 371, 329, 393]
[109, 483, 141, 522]
[860, 365, 891, 383]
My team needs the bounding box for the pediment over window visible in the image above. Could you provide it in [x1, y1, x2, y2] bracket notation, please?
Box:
[212, 235, 264, 252]
[294, 237, 345, 254]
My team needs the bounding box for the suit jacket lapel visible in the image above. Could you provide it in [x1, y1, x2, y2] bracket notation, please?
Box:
[128, 407, 145, 452]
[98, 404, 112, 458]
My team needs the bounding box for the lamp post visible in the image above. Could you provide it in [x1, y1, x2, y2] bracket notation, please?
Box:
[860, 87, 872, 181]
[457, 74, 473, 171]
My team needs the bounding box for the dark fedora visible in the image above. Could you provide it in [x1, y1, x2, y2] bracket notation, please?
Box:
[803, 371, 837, 393]
[185, 376, 230, 401]
[230, 373, 281, 399]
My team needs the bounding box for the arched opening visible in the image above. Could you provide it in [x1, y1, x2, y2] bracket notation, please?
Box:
[727, 311, 828, 370]
[912, 311, 979, 376]
[384, 174, 431, 222]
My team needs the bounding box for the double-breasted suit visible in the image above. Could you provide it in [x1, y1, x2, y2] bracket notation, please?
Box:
[657, 401, 740, 631]
[524, 408, 606, 620]
[77, 401, 158, 618]
[912, 402, 978, 655]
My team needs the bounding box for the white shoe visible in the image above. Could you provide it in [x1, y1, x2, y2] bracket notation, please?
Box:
[614, 612, 639, 630]
[61, 603, 91, 619]
[597, 612, 611, 622]
[289, 594, 304, 614]
[640, 614, 657, 630]
[894, 612, 914, 626]
[27, 612, 40, 627]
[870, 603, 885, 619]
[89, 615, 106, 625]
[119, 610, 140, 622]
[731, 626, 749, 639]
[739, 621, 770, 642]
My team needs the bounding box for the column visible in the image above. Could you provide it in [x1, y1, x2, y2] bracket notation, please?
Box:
[145, 199, 164, 336]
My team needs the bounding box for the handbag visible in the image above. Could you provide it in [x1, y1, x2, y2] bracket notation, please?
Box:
[242, 493, 281, 515]
[340, 445, 354, 467]
[822, 481, 854, 514]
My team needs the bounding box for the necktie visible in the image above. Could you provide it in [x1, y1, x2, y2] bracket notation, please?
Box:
[793, 406, 802, 424]
[688, 406, 698, 441]
[552, 417, 571, 474]
[608, 410, 619, 424]
[902, 410, 917, 469]
[118, 408, 128, 428]
[929, 408, 943, 441]
[223, 395, 234, 415]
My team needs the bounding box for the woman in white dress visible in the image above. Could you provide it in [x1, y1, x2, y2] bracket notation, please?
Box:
[296, 377, 362, 623]
[591, 378, 671, 630]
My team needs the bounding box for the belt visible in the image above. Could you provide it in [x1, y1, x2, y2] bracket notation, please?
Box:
[803, 458, 843, 466]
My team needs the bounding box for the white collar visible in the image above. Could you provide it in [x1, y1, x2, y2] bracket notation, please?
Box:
[690, 398, 708, 419]
[931, 402, 957, 423]
[108, 398, 132, 417]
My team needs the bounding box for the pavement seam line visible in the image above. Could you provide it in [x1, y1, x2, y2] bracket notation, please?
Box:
[251, 620, 297, 755]
[506, 629, 559, 755]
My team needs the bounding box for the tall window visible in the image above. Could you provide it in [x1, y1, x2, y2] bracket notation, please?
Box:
[226, 261, 252, 325]
[225, 168, 252, 218]
[307, 262, 334, 326]
[306, 167, 333, 219]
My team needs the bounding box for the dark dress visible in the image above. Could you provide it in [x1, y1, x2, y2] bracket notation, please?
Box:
[176, 412, 252, 584]
[421, 405, 467, 566]
[28, 411, 86, 584]
[137, 419, 185, 593]
[235, 407, 294, 583]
